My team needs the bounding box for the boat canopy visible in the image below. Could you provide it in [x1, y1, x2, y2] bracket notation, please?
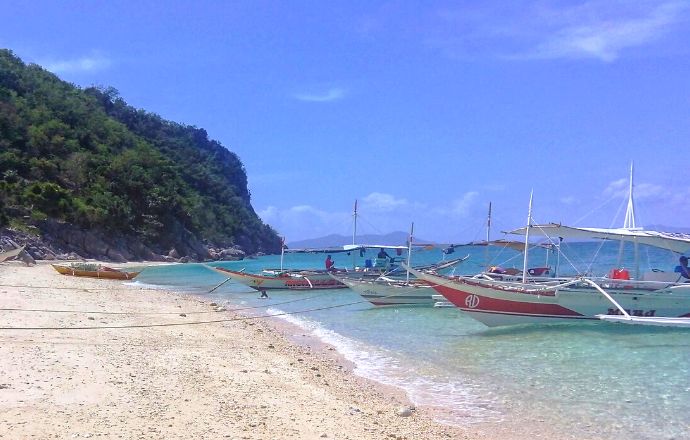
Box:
[457, 239, 553, 252]
[507, 223, 690, 254]
[285, 244, 409, 254]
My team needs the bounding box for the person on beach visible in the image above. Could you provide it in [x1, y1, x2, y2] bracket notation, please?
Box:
[259, 289, 269, 299]
[675, 256, 690, 280]
[325, 255, 335, 271]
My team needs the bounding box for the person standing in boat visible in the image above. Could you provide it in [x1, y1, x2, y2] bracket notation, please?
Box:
[676, 256, 690, 280]
[325, 255, 335, 271]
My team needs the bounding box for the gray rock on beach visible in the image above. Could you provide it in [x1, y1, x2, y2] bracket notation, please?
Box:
[396, 406, 413, 417]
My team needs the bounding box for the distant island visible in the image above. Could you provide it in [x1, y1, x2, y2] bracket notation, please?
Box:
[0, 49, 281, 262]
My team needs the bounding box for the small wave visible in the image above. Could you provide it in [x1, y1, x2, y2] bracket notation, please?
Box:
[267, 307, 502, 425]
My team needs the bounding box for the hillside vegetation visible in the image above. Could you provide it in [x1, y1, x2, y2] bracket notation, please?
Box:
[0, 49, 280, 260]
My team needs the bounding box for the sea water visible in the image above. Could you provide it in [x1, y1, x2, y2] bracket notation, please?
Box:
[132, 243, 690, 440]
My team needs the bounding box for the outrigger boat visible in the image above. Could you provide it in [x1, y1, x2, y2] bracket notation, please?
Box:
[333, 275, 437, 306]
[407, 223, 690, 327]
[406, 179, 690, 327]
[331, 223, 470, 306]
[52, 263, 141, 280]
[210, 266, 347, 290]
[210, 202, 465, 292]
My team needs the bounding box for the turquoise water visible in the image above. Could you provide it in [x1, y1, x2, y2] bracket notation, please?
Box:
[132, 243, 690, 440]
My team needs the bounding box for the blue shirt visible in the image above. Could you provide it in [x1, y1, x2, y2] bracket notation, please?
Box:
[674, 265, 690, 279]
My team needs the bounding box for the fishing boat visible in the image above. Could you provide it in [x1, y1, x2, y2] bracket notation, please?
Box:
[209, 266, 348, 290]
[331, 223, 470, 306]
[406, 179, 690, 327]
[407, 222, 690, 327]
[52, 263, 141, 280]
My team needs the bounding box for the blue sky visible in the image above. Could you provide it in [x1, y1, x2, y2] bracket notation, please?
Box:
[2, 1, 689, 242]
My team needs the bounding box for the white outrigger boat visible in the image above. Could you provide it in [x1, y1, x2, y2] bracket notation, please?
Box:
[333, 275, 438, 306]
[331, 223, 469, 306]
[407, 167, 690, 327]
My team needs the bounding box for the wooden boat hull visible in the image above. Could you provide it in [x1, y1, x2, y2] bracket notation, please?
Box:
[412, 270, 690, 327]
[52, 265, 140, 280]
[336, 276, 435, 306]
[211, 266, 346, 290]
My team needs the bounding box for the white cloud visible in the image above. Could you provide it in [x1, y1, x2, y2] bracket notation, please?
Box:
[451, 191, 479, 217]
[560, 196, 578, 205]
[360, 192, 408, 212]
[293, 87, 346, 102]
[44, 53, 112, 74]
[528, 1, 689, 62]
[257, 204, 352, 240]
[429, 1, 690, 62]
[604, 178, 665, 200]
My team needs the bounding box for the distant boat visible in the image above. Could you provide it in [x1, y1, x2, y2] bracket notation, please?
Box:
[52, 263, 140, 280]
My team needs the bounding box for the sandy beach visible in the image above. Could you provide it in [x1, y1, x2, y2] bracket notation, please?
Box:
[0, 262, 478, 440]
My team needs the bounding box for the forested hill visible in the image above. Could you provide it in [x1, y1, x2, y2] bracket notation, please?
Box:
[0, 49, 280, 261]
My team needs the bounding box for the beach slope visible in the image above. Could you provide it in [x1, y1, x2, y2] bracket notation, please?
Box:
[0, 263, 475, 439]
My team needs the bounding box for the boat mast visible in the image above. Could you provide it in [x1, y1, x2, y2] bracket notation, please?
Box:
[352, 199, 358, 245]
[623, 162, 636, 229]
[406, 222, 414, 283]
[279, 236, 285, 271]
[522, 191, 533, 283]
[619, 162, 639, 277]
[485, 202, 492, 270]
[352, 200, 358, 269]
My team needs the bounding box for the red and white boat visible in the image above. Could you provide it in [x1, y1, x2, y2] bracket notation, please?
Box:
[407, 225, 690, 327]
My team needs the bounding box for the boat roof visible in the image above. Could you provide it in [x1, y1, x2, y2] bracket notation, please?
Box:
[285, 244, 409, 254]
[507, 223, 690, 253]
[457, 239, 553, 252]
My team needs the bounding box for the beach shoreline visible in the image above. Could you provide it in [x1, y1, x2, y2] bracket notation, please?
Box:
[0, 261, 478, 439]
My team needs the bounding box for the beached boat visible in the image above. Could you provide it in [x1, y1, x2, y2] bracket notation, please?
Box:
[52, 263, 141, 280]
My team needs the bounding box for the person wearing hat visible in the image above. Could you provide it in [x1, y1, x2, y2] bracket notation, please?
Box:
[675, 256, 690, 280]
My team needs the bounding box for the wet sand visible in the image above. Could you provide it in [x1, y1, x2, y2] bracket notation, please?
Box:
[0, 262, 480, 439]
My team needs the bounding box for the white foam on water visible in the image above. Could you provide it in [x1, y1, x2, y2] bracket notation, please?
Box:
[267, 307, 503, 426]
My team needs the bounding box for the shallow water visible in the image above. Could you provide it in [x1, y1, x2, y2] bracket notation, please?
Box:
[133, 243, 690, 440]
